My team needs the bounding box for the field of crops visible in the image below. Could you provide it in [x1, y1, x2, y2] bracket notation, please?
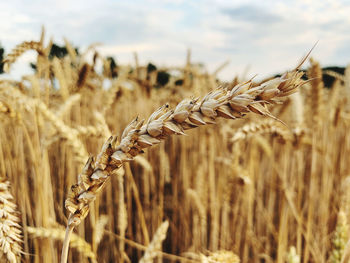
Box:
[1, 32, 350, 263]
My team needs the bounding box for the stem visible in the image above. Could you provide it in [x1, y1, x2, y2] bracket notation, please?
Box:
[61, 216, 74, 263]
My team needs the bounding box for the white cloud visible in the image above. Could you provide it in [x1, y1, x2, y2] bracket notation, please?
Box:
[1, 0, 350, 80]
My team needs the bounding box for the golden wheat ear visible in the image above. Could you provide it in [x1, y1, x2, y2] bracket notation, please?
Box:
[0, 177, 23, 263]
[139, 221, 169, 263]
[2, 41, 43, 73]
[60, 59, 306, 262]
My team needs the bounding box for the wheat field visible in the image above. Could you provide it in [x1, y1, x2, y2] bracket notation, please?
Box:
[1, 31, 350, 263]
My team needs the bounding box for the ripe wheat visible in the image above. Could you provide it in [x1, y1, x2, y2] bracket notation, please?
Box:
[0, 177, 22, 263]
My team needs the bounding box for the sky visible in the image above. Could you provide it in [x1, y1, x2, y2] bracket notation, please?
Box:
[1, 0, 350, 80]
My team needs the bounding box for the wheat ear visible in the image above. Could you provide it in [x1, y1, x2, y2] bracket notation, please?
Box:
[231, 119, 293, 143]
[61, 65, 305, 263]
[201, 250, 240, 263]
[0, 177, 22, 263]
[287, 246, 300, 263]
[331, 211, 348, 263]
[0, 100, 21, 121]
[139, 220, 169, 263]
[2, 41, 42, 73]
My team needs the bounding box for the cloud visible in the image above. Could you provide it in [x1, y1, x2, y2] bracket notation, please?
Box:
[98, 43, 160, 55]
[221, 5, 283, 24]
[1, 0, 350, 81]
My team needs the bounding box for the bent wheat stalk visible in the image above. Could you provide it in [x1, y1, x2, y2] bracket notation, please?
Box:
[27, 226, 96, 260]
[61, 62, 306, 262]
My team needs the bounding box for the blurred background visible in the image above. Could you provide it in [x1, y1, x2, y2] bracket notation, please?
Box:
[1, 0, 350, 80]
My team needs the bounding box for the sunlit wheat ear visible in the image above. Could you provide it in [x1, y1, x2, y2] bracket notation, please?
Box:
[2, 41, 42, 73]
[65, 67, 305, 229]
[230, 119, 293, 143]
[286, 247, 300, 263]
[200, 250, 240, 263]
[331, 211, 349, 263]
[139, 220, 169, 263]
[61, 61, 306, 263]
[0, 100, 22, 121]
[56, 94, 81, 119]
[94, 215, 109, 249]
[289, 91, 304, 128]
[0, 177, 22, 263]
[1, 85, 88, 165]
[338, 177, 350, 263]
[33, 92, 88, 164]
[307, 58, 324, 126]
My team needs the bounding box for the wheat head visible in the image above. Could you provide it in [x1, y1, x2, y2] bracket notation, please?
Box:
[0, 177, 22, 263]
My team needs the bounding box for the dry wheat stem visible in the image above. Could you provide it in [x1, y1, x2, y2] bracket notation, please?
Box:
[27, 226, 96, 260]
[60, 66, 305, 263]
[105, 230, 200, 262]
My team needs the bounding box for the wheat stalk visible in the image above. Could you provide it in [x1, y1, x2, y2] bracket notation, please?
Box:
[0, 177, 22, 263]
[60, 61, 306, 262]
[27, 226, 96, 260]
